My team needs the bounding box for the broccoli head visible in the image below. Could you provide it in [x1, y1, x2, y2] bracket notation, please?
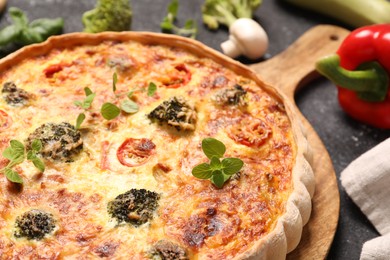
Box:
[149, 240, 189, 260]
[202, 0, 262, 29]
[212, 84, 247, 106]
[148, 96, 197, 131]
[107, 189, 160, 226]
[82, 0, 132, 33]
[2, 81, 31, 106]
[26, 122, 83, 162]
[14, 209, 56, 240]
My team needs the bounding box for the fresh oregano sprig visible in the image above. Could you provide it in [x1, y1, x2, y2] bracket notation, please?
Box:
[192, 138, 244, 188]
[0, 139, 45, 184]
[74, 73, 158, 125]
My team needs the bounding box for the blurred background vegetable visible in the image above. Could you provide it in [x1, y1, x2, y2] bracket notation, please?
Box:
[202, 0, 268, 60]
[283, 0, 390, 28]
[82, 0, 132, 33]
[0, 7, 63, 48]
[160, 0, 197, 39]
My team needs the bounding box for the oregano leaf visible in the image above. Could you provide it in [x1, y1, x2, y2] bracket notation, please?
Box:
[113, 72, 118, 93]
[26, 150, 35, 160]
[75, 113, 86, 129]
[2, 147, 14, 161]
[73, 100, 83, 107]
[147, 82, 157, 97]
[84, 87, 93, 96]
[101, 102, 121, 120]
[222, 158, 244, 175]
[31, 157, 45, 172]
[211, 170, 224, 188]
[10, 140, 24, 154]
[4, 168, 23, 184]
[192, 163, 213, 179]
[82, 93, 96, 109]
[31, 139, 42, 152]
[120, 99, 139, 114]
[202, 138, 226, 160]
[209, 156, 221, 171]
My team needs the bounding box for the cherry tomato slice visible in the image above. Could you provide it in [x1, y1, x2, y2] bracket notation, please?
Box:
[0, 110, 12, 130]
[43, 63, 71, 78]
[116, 138, 156, 167]
[163, 64, 191, 88]
[228, 117, 272, 147]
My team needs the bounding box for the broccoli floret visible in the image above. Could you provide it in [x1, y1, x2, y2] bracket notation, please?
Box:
[212, 84, 247, 106]
[14, 209, 56, 240]
[2, 81, 31, 106]
[107, 189, 160, 226]
[202, 0, 262, 29]
[26, 122, 83, 162]
[148, 96, 197, 131]
[149, 240, 189, 260]
[82, 0, 132, 33]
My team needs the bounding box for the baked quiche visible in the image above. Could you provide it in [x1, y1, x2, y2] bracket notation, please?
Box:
[0, 32, 314, 259]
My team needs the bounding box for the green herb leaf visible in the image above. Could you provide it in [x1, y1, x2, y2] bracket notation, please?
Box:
[75, 113, 86, 129]
[211, 170, 224, 188]
[84, 87, 93, 96]
[209, 156, 221, 171]
[167, 0, 179, 17]
[31, 157, 45, 172]
[0, 25, 22, 46]
[2, 147, 15, 161]
[82, 93, 96, 109]
[101, 102, 121, 120]
[31, 139, 42, 152]
[5, 140, 25, 164]
[127, 90, 135, 99]
[147, 82, 157, 97]
[192, 138, 244, 189]
[120, 99, 139, 114]
[161, 17, 173, 31]
[202, 138, 226, 160]
[113, 72, 118, 93]
[74, 100, 83, 107]
[192, 163, 213, 179]
[222, 158, 244, 175]
[10, 140, 24, 154]
[4, 168, 23, 184]
[26, 150, 35, 160]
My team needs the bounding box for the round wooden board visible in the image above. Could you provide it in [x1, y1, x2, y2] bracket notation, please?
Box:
[250, 25, 350, 259]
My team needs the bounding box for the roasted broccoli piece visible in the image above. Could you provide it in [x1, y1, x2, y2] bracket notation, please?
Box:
[14, 209, 56, 240]
[149, 240, 189, 260]
[82, 0, 132, 33]
[202, 0, 262, 29]
[26, 122, 83, 162]
[107, 189, 160, 226]
[212, 84, 247, 106]
[148, 96, 197, 131]
[2, 81, 31, 106]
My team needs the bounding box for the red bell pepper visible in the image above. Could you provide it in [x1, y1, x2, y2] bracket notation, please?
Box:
[316, 24, 390, 129]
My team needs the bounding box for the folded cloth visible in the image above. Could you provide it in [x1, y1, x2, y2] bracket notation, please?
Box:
[360, 233, 390, 260]
[340, 138, 390, 260]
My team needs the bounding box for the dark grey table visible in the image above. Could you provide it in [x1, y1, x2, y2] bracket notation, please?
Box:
[1, 1, 389, 259]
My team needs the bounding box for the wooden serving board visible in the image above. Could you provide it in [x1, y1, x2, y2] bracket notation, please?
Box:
[250, 25, 350, 259]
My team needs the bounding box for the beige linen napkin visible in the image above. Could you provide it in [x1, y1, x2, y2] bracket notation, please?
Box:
[340, 138, 390, 260]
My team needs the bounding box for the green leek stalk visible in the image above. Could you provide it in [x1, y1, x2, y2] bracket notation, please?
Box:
[283, 0, 390, 28]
